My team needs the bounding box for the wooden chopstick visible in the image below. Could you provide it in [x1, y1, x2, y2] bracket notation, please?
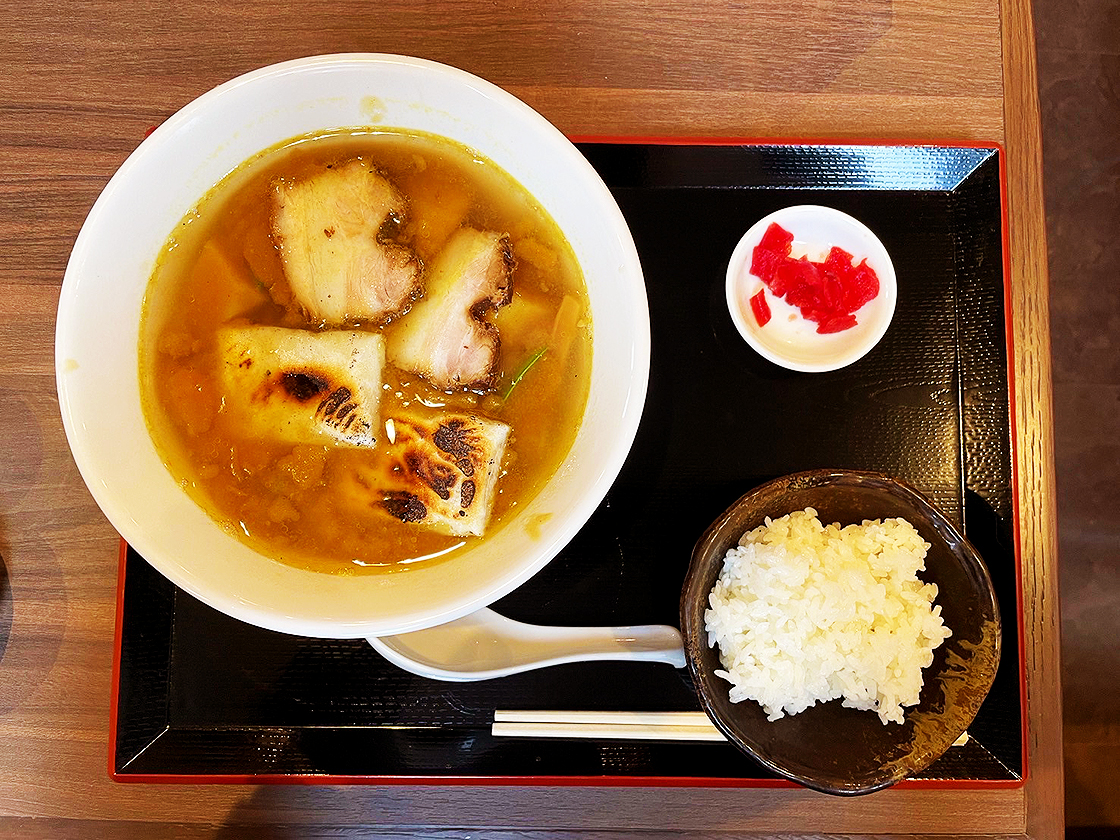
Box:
[491, 721, 727, 741]
[491, 710, 971, 746]
[492, 710, 725, 741]
[494, 710, 714, 726]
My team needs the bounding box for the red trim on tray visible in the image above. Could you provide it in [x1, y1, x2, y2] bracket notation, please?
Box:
[108, 539, 129, 781]
[110, 137, 1028, 790]
[568, 135, 1004, 150]
[994, 142, 1031, 783]
[111, 767, 1026, 789]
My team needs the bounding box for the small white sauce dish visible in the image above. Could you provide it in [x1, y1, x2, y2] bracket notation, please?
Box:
[725, 205, 897, 372]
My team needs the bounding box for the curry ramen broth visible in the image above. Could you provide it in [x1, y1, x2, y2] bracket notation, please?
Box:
[140, 129, 591, 574]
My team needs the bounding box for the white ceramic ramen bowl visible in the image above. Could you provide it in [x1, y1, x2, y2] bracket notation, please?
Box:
[726, 205, 897, 372]
[56, 54, 650, 641]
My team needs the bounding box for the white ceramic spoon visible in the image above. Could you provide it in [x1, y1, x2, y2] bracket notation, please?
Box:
[367, 608, 686, 681]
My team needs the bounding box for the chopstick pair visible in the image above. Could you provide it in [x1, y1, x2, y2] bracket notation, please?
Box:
[492, 710, 726, 741]
[492, 709, 971, 746]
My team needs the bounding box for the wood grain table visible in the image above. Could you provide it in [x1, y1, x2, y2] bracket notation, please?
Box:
[0, 0, 1062, 837]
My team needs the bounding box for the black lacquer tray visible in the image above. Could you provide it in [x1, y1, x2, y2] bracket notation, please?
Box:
[112, 142, 1025, 786]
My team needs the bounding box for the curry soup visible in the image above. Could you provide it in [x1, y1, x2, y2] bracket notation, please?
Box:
[140, 129, 591, 574]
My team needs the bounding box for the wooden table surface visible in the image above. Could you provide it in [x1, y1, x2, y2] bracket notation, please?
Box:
[0, 0, 1062, 837]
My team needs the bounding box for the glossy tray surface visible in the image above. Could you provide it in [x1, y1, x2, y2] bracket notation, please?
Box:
[114, 142, 1022, 784]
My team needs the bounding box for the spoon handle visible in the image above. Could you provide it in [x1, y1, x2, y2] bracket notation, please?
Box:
[368, 607, 686, 681]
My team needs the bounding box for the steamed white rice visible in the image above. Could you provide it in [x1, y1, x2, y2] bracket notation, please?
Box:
[704, 508, 951, 724]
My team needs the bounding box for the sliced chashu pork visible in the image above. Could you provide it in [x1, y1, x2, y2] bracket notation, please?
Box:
[271, 160, 422, 325]
[387, 227, 514, 391]
[341, 411, 510, 537]
[217, 325, 384, 448]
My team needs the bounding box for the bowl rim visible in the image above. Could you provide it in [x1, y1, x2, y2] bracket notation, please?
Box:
[679, 468, 1002, 795]
[55, 53, 651, 638]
